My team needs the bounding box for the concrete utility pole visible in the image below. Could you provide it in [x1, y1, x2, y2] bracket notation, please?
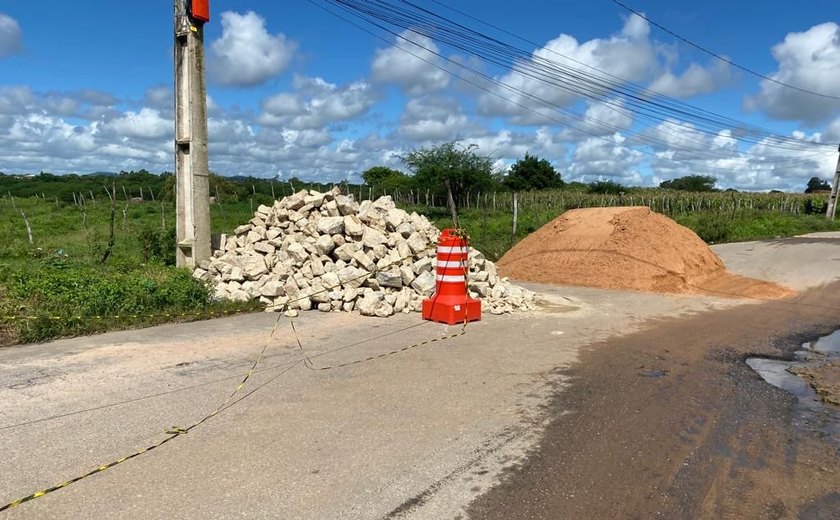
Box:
[174, 0, 211, 267]
[827, 144, 840, 221]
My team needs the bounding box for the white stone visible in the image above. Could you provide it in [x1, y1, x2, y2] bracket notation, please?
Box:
[412, 257, 433, 275]
[202, 188, 537, 316]
[316, 216, 345, 235]
[342, 286, 358, 302]
[344, 215, 364, 236]
[399, 265, 416, 286]
[375, 302, 395, 318]
[376, 268, 403, 288]
[321, 271, 342, 290]
[246, 230, 262, 244]
[304, 193, 325, 208]
[229, 289, 250, 302]
[284, 277, 300, 299]
[353, 250, 376, 272]
[370, 244, 388, 260]
[411, 271, 436, 296]
[334, 243, 359, 262]
[309, 283, 330, 304]
[396, 221, 414, 237]
[335, 195, 358, 216]
[239, 255, 268, 280]
[406, 232, 428, 254]
[315, 235, 335, 256]
[356, 293, 382, 316]
[287, 242, 309, 264]
[310, 257, 326, 277]
[260, 280, 285, 297]
[394, 291, 408, 312]
[396, 239, 412, 261]
[299, 262, 314, 280]
[371, 196, 395, 211]
[485, 261, 498, 279]
[338, 266, 367, 289]
[362, 227, 387, 248]
[469, 282, 490, 297]
[252, 241, 275, 255]
[285, 192, 307, 210]
[385, 208, 408, 230]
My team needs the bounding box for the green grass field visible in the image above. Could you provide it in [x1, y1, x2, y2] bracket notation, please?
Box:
[2, 189, 839, 345]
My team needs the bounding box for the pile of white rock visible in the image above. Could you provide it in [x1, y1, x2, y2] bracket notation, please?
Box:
[193, 188, 535, 317]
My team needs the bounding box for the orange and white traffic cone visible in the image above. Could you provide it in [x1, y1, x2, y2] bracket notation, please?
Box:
[421, 229, 482, 325]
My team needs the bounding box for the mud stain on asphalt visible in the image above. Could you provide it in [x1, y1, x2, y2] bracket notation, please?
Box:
[468, 281, 840, 519]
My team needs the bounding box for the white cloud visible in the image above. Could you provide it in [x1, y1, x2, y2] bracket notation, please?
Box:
[208, 11, 296, 88]
[746, 22, 840, 123]
[259, 76, 379, 130]
[477, 14, 661, 124]
[0, 13, 22, 58]
[144, 86, 172, 110]
[649, 60, 734, 98]
[104, 108, 170, 140]
[399, 96, 471, 141]
[0, 85, 35, 114]
[2, 12, 837, 192]
[568, 135, 644, 183]
[824, 116, 840, 144]
[579, 99, 634, 137]
[371, 31, 450, 95]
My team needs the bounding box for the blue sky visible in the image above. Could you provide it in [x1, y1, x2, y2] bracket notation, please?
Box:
[1, 0, 839, 190]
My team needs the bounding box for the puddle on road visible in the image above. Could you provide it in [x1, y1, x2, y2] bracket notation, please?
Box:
[747, 329, 840, 446]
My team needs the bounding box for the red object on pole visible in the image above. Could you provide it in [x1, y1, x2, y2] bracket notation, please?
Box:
[191, 0, 210, 23]
[422, 229, 482, 325]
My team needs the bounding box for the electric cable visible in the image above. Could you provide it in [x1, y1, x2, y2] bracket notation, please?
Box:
[607, 0, 840, 101]
[308, 0, 833, 178]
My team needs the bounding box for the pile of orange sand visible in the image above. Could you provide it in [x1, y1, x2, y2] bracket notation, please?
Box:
[497, 207, 793, 299]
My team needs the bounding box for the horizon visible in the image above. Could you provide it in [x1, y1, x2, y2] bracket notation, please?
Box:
[1, 1, 838, 191]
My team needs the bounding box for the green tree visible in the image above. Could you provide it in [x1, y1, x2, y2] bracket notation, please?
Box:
[361, 165, 413, 193]
[805, 177, 831, 193]
[659, 175, 718, 192]
[361, 166, 402, 185]
[504, 153, 563, 191]
[588, 180, 625, 195]
[401, 141, 495, 227]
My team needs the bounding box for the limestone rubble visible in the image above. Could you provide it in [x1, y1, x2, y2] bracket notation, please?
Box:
[193, 188, 535, 317]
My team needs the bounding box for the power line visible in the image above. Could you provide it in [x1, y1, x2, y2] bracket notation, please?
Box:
[422, 0, 832, 154]
[309, 0, 819, 177]
[311, 0, 832, 176]
[360, 0, 827, 150]
[607, 0, 840, 101]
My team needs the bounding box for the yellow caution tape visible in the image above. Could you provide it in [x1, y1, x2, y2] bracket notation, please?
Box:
[0, 244, 474, 513]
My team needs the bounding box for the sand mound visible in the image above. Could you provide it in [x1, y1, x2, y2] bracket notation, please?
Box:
[497, 207, 792, 299]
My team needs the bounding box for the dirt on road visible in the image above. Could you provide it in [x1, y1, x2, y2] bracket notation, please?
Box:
[498, 207, 793, 299]
[468, 281, 840, 519]
[792, 362, 840, 407]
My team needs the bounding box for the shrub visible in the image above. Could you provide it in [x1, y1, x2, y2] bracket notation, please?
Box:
[139, 225, 176, 265]
[3, 263, 212, 342]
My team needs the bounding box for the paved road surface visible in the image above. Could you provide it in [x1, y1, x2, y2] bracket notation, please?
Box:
[1, 233, 839, 519]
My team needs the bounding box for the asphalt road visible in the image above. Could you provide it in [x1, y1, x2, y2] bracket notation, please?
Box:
[1, 233, 839, 519]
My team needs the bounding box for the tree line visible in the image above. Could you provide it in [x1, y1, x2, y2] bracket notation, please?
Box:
[1, 141, 832, 212]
